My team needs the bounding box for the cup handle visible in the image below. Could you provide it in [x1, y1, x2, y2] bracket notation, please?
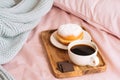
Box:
[89, 56, 99, 66]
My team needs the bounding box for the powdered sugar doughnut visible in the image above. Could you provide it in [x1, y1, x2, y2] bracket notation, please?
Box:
[57, 24, 83, 37]
[55, 24, 84, 45]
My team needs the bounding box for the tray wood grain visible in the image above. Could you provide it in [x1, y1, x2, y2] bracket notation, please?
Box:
[40, 29, 106, 78]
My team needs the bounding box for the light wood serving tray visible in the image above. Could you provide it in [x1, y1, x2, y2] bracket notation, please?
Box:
[40, 29, 106, 78]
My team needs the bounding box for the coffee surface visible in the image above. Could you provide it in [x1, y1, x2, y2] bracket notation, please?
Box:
[70, 44, 95, 56]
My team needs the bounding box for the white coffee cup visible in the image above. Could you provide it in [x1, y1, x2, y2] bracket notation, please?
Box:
[68, 40, 99, 66]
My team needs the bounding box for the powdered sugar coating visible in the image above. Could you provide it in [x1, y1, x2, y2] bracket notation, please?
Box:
[58, 24, 83, 37]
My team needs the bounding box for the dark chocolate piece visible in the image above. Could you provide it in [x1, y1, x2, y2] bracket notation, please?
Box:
[57, 61, 74, 73]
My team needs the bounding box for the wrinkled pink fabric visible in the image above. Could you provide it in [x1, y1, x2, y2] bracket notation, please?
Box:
[54, 0, 120, 38]
[2, 3, 120, 80]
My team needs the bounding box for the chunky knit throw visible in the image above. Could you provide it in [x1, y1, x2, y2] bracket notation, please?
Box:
[0, 0, 53, 79]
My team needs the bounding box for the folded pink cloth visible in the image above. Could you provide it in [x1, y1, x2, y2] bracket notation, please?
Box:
[3, 6, 120, 80]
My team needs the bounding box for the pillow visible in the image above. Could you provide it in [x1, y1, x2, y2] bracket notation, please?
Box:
[54, 0, 120, 38]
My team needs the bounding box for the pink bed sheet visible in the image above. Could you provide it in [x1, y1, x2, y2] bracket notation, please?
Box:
[2, 6, 120, 80]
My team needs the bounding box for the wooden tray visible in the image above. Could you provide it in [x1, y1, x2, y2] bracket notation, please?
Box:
[40, 29, 106, 78]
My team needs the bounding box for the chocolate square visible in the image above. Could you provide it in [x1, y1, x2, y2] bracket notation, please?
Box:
[57, 61, 74, 73]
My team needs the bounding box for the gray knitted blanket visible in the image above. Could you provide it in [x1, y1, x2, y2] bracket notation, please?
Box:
[0, 0, 53, 79]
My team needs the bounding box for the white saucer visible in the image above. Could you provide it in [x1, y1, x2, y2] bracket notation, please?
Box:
[50, 30, 92, 50]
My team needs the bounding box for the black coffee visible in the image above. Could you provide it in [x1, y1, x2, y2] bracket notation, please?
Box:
[70, 44, 95, 56]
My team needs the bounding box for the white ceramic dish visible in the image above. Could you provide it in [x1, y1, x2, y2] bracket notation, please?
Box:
[50, 30, 92, 50]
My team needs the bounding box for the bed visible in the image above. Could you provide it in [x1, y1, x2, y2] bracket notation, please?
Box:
[2, 0, 120, 80]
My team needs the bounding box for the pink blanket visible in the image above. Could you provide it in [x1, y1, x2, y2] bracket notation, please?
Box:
[3, 3, 120, 80]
